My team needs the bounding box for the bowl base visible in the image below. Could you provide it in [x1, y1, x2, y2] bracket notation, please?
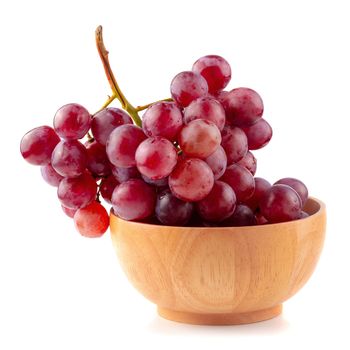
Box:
[157, 304, 283, 325]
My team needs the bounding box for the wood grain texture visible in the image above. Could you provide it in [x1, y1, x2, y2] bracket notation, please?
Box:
[110, 197, 326, 325]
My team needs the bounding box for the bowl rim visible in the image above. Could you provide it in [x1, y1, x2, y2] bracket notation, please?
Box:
[110, 197, 325, 232]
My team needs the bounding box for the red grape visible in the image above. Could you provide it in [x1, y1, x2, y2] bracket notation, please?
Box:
[91, 107, 132, 145]
[53, 103, 91, 140]
[51, 140, 87, 178]
[244, 177, 271, 211]
[20, 126, 60, 165]
[222, 87, 264, 126]
[170, 71, 208, 107]
[255, 211, 269, 225]
[169, 158, 214, 202]
[221, 164, 255, 202]
[74, 201, 109, 238]
[57, 172, 97, 209]
[111, 179, 156, 221]
[204, 145, 227, 180]
[85, 141, 111, 177]
[135, 137, 178, 179]
[111, 166, 141, 183]
[40, 164, 63, 186]
[274, 177, 308, 207]
[221, 126, 248, 164]
[242, 118, 272, 150]
[184, 96, 225, 131]
[196, 181, 236, 222]
[236, 151, 257, 175]
[155, 189, 193, 226]
[142, 102, 183, 141]
[178, 119, 221, 159]
[260, 184, 302, 223]
[223, 204, 257, 226]
[100, 175, 119, 204]
[141, 175, 168, 188]
[192, 55, 231, 93]
[106, 124, 147, 168]
[61, 205, 77, 218]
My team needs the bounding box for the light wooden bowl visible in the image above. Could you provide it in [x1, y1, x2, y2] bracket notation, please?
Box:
[110, 197, 326, 325]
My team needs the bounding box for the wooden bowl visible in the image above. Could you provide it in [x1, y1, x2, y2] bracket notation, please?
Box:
[110, 197, 326, 325]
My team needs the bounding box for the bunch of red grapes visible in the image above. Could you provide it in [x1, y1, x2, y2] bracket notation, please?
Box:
[20, 55, 309, 237]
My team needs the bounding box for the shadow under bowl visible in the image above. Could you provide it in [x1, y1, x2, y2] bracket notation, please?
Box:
[110, 197, 326, 325]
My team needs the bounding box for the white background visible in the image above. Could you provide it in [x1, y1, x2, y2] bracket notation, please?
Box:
[0, 0, 349, 348]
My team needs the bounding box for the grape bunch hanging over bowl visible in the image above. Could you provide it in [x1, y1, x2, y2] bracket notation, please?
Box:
[20, 26, 309, 238]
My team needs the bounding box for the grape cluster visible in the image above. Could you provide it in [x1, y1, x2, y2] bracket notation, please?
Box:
[20, 54, 309, 237]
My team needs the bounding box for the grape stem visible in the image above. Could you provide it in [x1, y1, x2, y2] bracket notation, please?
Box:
[135, 98, 173, 112]
[95, 26, 174, 121]
[95, 26, 142, 127]
[86, 132, 94, 142]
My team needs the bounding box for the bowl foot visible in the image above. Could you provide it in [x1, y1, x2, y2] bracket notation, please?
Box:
[157, 304, 283, 325]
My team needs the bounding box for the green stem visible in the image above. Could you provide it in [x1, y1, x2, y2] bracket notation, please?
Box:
[136, 97, 173, 112]
[101, 95, 116, 110]
[95, 26, 142, 127]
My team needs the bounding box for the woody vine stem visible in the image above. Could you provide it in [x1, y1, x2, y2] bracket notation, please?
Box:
[95, 26, 172, 126]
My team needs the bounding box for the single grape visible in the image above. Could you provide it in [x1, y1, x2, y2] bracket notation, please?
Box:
[299, 211, 309, 219]
[260, 184, 302, 223]
[141, 175, 168, 188]
[57, 172, 97, 209]
[91, 107, 132, 145]
[192, 55, 231, 93]
[111, 179, 156, 221]
[221, 125, 248, 164]
[100, 175, 119, 204]
[85, 141, 111, 177]
[169, 158, 214, 202]
[106, 124, 147, 168]
[53, 103, 91, 140]
[51, 140, 87, 178]
[61, 205, 77, 218]
[170, 71, 208, 108]
[255, 211, 269, 225]
[40, 164, 63, 187]
[274, 177, 308, 207]
[184, 96, 225, 131]
[220, 164, 255, 202]
[142, 102, 183, 141]
[135, 137, 178, 179]
[222, 87, 264, 126]
[244, 177, 271, 212]
[236, 151, 257, 175]
[20, 126, 60, 165]
[196, 181, 236, 222]
[178, 119, 221, 159]
[155, 189, 193, 226]
[204, 145, 227, 180]
[223, 204, 257, 226]
[111, 166, 141, 183]
[74, 201, 109, 238]
[242, 118, 272, 150]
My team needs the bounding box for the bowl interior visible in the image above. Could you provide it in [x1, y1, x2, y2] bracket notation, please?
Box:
[303, 198, 320, 215]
